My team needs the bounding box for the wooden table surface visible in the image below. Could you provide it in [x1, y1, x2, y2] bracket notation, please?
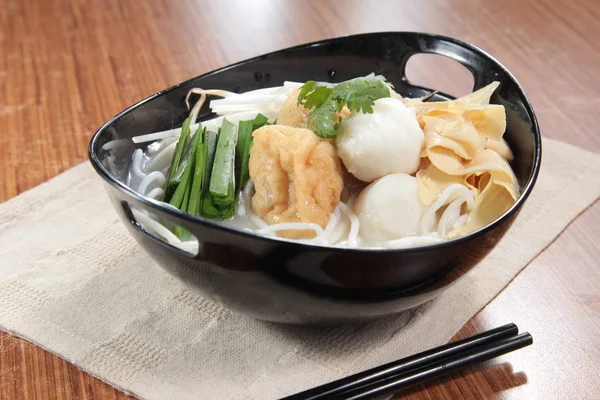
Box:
[1, 0, 599, 398]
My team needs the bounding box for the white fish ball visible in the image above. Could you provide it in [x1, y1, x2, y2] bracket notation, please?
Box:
[354, 173, 425, 245]
[336, 97, 424, 182]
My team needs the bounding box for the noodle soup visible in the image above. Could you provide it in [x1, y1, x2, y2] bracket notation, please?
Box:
[104, 76, 518, 251]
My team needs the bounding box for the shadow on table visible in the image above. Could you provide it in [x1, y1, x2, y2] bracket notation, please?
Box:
[255, 303, 430, 369]
[396, 361, 528, 398]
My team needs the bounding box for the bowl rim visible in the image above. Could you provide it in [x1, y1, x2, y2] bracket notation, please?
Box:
[88, 31, 542, 254]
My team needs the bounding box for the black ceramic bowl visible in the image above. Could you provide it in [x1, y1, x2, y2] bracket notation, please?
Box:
[89, 32, 541, 324]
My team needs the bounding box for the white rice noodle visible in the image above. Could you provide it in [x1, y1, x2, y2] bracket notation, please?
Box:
[239, 200, 359, 245]
[131, 149, 147, 179]
[176, 240, 201, 253]
[242, 179, 254, 202]
[338, 202, 360, 247]
[232, 180, 269, 229]
[101, 139, 130, 151]
[344, 195, 357, 209]
[453, 214, 469, 230]
[146, 187, 165, 200]
[137, 171, 167, 196]
[249, 214, 269, 229]
[128, 138, 200, 254]
[438, 196, 464, 236]
[420, 184, 475, 236]
[327, 218, 350, 245]
[380, 235, 445, 249]
[146, 136, 177, 154]
[322, 206, 341, 240]
[236, 196, 247, 217]
[131, 208, 199, 254]
[146, 139, 163, 154]
[236, 179, 256, 217]
[256, 222, 325, 238]
[146, 141, 177, 171]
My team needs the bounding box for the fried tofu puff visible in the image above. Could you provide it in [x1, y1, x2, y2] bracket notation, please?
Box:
[249, 125, 344, 239]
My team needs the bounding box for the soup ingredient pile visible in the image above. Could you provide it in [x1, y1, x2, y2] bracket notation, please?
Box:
[117, 75, 518, 249]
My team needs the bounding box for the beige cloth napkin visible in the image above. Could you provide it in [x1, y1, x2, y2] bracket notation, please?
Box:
[1, 138, 599, 400]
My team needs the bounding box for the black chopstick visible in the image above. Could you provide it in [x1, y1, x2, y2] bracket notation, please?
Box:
[282, 324, 530, 400]
[336, 332, 532, 400]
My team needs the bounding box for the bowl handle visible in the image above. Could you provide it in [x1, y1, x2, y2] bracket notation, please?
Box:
[398, 34, 506, 91]
[119, 197, 205, 257]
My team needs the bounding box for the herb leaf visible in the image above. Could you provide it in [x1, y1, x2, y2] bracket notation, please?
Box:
[297, 76, 391, 138]
[297, 81, 319, 105]
[333, 77, 391, 114]
[308, 101, 339, 138]
[302, 85, 333, 110]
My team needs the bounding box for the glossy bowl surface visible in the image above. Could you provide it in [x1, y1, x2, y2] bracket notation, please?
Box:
[89, 32, 541, 324]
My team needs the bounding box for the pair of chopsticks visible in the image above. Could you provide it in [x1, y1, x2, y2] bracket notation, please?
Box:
[282, 323, 532, 400]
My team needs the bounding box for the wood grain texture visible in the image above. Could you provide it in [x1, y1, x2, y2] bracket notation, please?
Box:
[1, 0, 599, 399]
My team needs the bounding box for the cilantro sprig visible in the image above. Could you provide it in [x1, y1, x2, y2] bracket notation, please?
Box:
[296, 76, 391, 138]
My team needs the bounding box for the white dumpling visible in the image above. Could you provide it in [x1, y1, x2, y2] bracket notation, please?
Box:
[336, 97, 424, 182]
[354, 173, 425, 245]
